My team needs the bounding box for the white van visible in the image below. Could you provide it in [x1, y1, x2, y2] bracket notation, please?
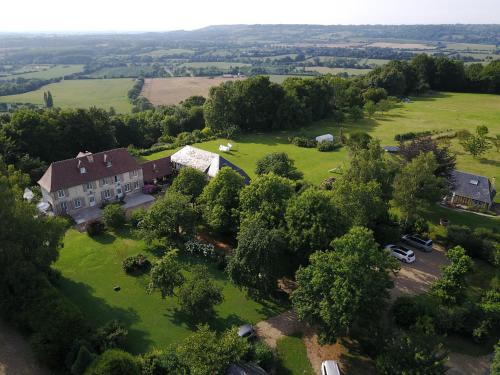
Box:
[321, 360, 341, 375]
[401, 234, 433, 252]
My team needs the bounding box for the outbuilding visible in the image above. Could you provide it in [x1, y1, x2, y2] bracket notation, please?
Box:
[315, 134, 334, 143]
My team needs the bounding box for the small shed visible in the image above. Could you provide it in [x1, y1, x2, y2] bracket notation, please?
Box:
[315, 134, 334, 143]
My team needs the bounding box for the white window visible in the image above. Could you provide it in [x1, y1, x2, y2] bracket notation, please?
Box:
[102, 178, 108, 186]
[80, 167, 87, 174]
[106, 161, 112, 168]
[104, 189, 111, 199]
[74, 199, 81, 209]
[86, 182, 93, 190]
[60, 201, 68, 211]
[132, 170, 138, 177]
[124, 183, 131, 192]
[57, 189, 65, 198]
[114, 175, 119, 182]
[134, 181, 140, 190]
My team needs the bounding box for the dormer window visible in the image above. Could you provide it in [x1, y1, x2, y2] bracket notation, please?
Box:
[104, 154, 112, 167]
[80, 167, 87, 174]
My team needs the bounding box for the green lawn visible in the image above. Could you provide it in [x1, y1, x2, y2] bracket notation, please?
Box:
[0, 78, 134, 112]
[180, 62, 251, 69]
[54, 229, 283, 354]
[276, 335, 315, 375]
[0, 64, 84, 80]
[146, 92, 500, 186]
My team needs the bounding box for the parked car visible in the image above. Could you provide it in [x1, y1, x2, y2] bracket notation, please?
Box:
[238, 324, 256, 340]
[227, 363, 267, 375]
[384, 244, 416, 263]
[321, 360, 341, 375]
[401, 234, 433, 252]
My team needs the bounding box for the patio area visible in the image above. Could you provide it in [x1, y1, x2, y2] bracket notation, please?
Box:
[70, 193, 155, 225]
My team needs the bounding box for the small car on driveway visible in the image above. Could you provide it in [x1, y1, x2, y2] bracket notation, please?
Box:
[238, 324, 256, 340]
[384, 244, 416, 263]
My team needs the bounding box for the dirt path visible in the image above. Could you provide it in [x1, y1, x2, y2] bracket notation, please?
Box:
[447, 352, 492, 375]
[0, 320, 49, 375]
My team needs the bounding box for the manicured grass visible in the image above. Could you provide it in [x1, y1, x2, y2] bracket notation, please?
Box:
[54, 228, 283, 354]
[427, 205, 499, 231]
[0, 78, 134, 112]
[0, 64, 84, 80]
[276, 335, 315, 375]
[140, 48, 195, 57]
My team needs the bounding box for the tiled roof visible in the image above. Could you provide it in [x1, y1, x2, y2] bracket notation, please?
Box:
[141, 156, 172, 182]
[451, 170, 496, 204]
[38, 148, 141, 192]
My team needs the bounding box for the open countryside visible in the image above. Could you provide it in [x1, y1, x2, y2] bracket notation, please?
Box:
[0, 78, 134, 112]
[1, 22, 500, 375]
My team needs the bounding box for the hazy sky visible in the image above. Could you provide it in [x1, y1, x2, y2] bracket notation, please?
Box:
[2, 0, 499, 32]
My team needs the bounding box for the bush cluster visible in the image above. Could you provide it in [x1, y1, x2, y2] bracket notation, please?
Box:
[122, 254, 151, 275]
[288, 136, 317, 148]
[317, 141, 341, 152]
[446, 225, 500, 265]
[86, 220, 105, 237]
[394, 131, 432, 142]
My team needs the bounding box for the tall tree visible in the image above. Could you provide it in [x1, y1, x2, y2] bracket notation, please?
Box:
[148, 250, 185, 299]
[255, 152, 303, 180]
[178, 265, 223, 320]
[431, 246, 473, 305]
[140, 191, 198, 242]
[239, 173, 295, 229]
[392, 152, 443, 224]
[285, 188, 345, 262]
[170, 167, 207, 201]
[292, 227, 398, 343]
[459, 125, 492, 158]
[227, 218, 287, 295]
[398, 136, 456, 182]
[197, 167, 245, 234]
[176, 325, 249, 375]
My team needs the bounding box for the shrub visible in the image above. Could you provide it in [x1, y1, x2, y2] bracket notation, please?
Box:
[71, 345, 96, 375]
[84, 349, 140, 375]
[129, 208, 147, 228]
[394, 130, 432, 142]
[289, 136, 317, 148]
[122, 254, 151, 275]
[317, 141, 340, 152]
[92, 320, 128, 353]
[86, 220, 105, 237]
[102, 204, 126, 230]
[392, 296, 434, 329]
[248, 342, 276, 371]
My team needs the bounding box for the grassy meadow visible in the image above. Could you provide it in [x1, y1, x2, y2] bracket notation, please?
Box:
[276, 336, 315, 375]
[0, 78, 134, 112]
[55, 229, 283, 354]
[146, 92, 500, 185]
[0, 64, 84, 80]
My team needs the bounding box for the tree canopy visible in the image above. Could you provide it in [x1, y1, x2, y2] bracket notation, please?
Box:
[255, 152, 303, 180]
[292, 226, 398, 343]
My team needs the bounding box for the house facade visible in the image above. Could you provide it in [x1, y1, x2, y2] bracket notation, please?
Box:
[450, 170, 496, 210]
[38, 149, 145, 215]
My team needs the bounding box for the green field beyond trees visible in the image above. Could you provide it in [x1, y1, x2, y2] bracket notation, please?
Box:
[0, 78, 134, 112]
[145, 92, 500, 186]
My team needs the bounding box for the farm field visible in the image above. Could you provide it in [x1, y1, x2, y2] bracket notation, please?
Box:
[0, 64, 84, 80]
[146, 92, 500, 187]
[368, 42, 434, 49]
[0, 78, 134, 112]
[139, 48, 195, 57]
[180, 61, 251, 69]
[54, 229, 283, 354]
[305, 66, 372, 75]
[141, 76, 244, 105]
